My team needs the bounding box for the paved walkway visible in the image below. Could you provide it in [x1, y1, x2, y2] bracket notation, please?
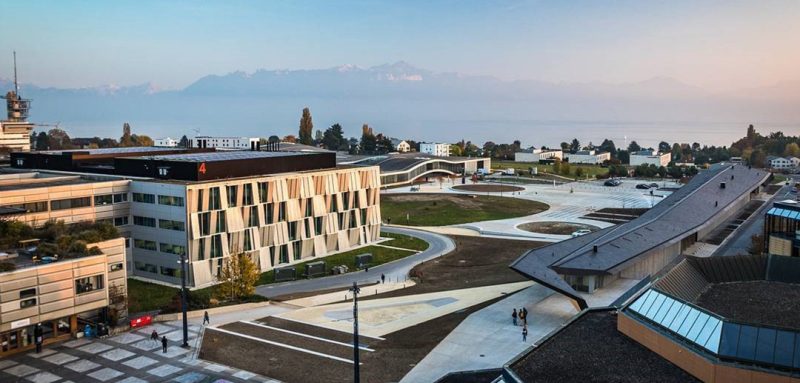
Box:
[0, 320, 281, 383]
[255, 227, 454, 298]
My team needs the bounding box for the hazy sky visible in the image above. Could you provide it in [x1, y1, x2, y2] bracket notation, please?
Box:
[1, 0, 798, 92]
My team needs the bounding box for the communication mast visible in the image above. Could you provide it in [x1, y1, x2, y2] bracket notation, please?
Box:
[2, 51, 32, 122]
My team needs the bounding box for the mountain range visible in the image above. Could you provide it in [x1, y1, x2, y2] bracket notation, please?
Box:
[2, 62, 798, 146]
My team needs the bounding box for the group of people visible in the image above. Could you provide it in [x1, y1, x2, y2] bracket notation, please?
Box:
[148, 311, 211, 354]
[512, 307, 529, 342]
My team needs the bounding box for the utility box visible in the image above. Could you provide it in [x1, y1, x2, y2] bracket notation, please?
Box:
[355, 253, 373, 269]
[274, 266, 297, 282]
[304, 261, 326, 278]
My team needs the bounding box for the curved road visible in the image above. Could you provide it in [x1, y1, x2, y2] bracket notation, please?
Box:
[255, 226, 455, 299]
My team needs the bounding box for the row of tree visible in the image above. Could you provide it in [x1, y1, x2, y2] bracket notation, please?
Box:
[31, 123, 173, 151]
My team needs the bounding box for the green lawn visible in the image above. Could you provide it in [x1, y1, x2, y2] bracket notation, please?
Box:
[492, 160, 609, 178]
[381, 231, 430, 251]
[127, 278, 179, 314]
[381, 193, 549, 226]
[256, 245, 415, 285]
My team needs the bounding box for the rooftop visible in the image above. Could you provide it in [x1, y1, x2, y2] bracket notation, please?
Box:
[509, 309, 699, 383]
[695, 281, 800, 330]
[131, 150, 313, 163]
[39, 146, 185, 155]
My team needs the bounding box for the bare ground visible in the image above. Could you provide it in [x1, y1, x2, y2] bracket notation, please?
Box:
[517, 221, 599, 235]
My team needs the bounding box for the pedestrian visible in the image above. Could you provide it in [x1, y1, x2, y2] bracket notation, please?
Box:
[512, 308, 518, 326]
[381, 273, 385, 284]
[522, 325, 528, 342]
[150, 329, 159, 345]
[203, 311, 210, 325]
[162, 336, 168, 353]
[365, 266, 369, 272]
[523, 307, 528, 318]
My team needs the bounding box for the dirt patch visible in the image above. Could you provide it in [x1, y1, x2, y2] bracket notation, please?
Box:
[381, 194, 549, 226]
[363, 235, 544, 301]
[695, 281, 800, 330]
[517, 221, 599, 235]
[383, 193, 484, 209]
[452, 184, 524, 193]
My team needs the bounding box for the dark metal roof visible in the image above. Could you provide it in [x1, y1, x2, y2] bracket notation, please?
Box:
[131, 150, 313, 163]
[40, 146, 185, 155]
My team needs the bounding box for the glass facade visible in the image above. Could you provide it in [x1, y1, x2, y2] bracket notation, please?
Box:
[628, 288, 800, 371]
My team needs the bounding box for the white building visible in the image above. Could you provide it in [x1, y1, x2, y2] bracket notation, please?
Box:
[154, 137, 178, 147]
[514, 149, 563, 162]
[629, 150, 671, 167]
[768, 156, 793, 169]
[564, 150, 611, 164]
[789, 157, 800, 167]
[190, 136, 260, 150]
[420, 142, 450, 157]
[391, 139, 411, 153]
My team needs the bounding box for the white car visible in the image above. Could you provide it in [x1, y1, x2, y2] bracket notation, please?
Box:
[571, 229, 592, 238]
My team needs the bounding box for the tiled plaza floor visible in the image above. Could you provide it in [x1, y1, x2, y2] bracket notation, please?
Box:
[0, 321, 280, 383]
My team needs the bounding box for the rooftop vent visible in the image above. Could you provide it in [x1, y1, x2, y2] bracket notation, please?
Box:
[720, 182, 726, 189]
[731, 174, 735, 180]
[593, 245, 598, 253]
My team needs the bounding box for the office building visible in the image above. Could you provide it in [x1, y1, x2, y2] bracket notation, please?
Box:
[763, 199, 800, 257]
[154, 137, 179, 147]
[190, 136, 260, 151]
[0, 91, 33, 152]
[10, 147, 381, 288]
[0, 238, 127, 357]
[341, 152, 491, 187]
[563, 150, 611, 164]
[419, 143, 450, 157]
[629, 150, 671, 167]
[514, 149, 563, 163]
[391, 139, 411, 153]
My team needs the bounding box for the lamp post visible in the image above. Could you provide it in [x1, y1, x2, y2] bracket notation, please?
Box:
[178, 252, 189, 348]
[349, 282, 361, 383]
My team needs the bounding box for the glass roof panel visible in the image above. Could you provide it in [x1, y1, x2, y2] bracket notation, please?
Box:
[695, 317, 721, 348]
[629, 290, 652, 312]
[703, 321, 723, 354]
[677, 309, 701, 337]
[667, 305, 692, 333]
[737, 325, 758, 360]
[661, 301, 685, 329]
[653, 296, 676, 323]
[774, 330, 795, 368]
[719, 323, 741, 357]
[644, 292, 667, 319]
[687, 313, 710, 342]
[755, 328, 777, 364]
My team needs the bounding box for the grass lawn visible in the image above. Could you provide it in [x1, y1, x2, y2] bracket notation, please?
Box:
[381, 193, 549, 226]
[256, 245, 415, 285]
[127, 278, 178, 314]
[773, 174, 789, 184]
[381, 231, 429, 251]
[492, 160, 609, 178]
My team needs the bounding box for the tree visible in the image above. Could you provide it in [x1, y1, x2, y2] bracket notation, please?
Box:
[35, 131, 49, 150]
[360, 124, 377, 154]
[560, 162, 572, 176]
[599, 139, 616, 158]
[322, 123, 346, 150]
[658, 141, 671, 153]
[570, 138, 581, 153]
[268, 135, 280, 143]
[314, 130, 323, 145]
[178, 135, 190, 148]
[574, 167, 584, 178]
[298, 107, 314, 145]
[120, 123, 134, 147]
[627, 141, 641, 153]
[47, 128, 73, 150]
[749, 149, 766, 168]
[283, 135, 297, 143]
[560, 142, 569, 151]
[785, 142, 800, 157]
[617, 149, 630, 164]
[450, 144, 463, 157]
[216, 253, 259, 301]
[131, 134, 153, 146]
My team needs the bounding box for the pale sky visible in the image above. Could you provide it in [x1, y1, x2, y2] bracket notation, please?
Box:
[1, 0, 798, 92]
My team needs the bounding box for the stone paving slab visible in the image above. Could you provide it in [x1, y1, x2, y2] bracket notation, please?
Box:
[117, 377, 148, 383]
[157, 345, 191, 358]
[122, 355, 159, 369]
[64, 359, 101, 372]
[131, 339, 162, 351]
[5, 363, 39, 376]
[110, 332, 146, 344]
[100, 347, 136, 361]
[164, 329, 198, 342]
[148, 363, 183, 377]
[24, 371, 61, 383]
[0, 359, 19, 369]
[62, 338, 92, 348]
[26, 348, 57, 358]
[173, 371, 210, 383]
[77, 342, 114, 354]
[87, 367, 125, 382]
[204, 363, 228, 372]
[42, 351, 79, 365]
[135, 323, 177, 335]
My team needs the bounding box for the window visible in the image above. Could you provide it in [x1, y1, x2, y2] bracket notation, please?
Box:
[226, 185, 238, 207]
[158, 195, 184, 206]
[113, 193, 128, 203]
[0, 201, 49, 213]
[160, 267, 178, 277]
[258, 182, 269, 203]
[330, 196, 338, 213]
[132, 193, 155, 204]
[293, 241, 301, 260]
[51, 197, 91, 210]
[134, 239, 157, 251]
[288, 221, 298, 241]
[305, 198, 313, 217]
[114, 216, 129, 226]
[196, 189, 204, 211]
[199, 212, 211, 236]
[94, 194, 113, 206]
[20, 298, 36, 309]
[75, 275, 104, 294]
[20, 288, 36, 299]
[158, 167, 170, 177]
[265, 203, 274, 224]
[134, 262, 157, 273]
[243, 184, 254, 205]
[278, 202, 286, 221]
[210, 235, 223, 258]
[315, 217, 323, 235]
[216, 212, 226, 233]
[109, 263, 124, 272]
[279, 245, 289, 264]
[96, 218, 113, 226]
[209, 187, 221, 210]
[159, 219, 186, 231]
[248, 206, 259, 227]
[160, 242, 186, 255]
[133, 215, 156, 227]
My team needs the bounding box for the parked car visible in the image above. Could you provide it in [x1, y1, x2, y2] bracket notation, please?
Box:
[635, 183, 650, 189]
[604, 179, 622, 186]
[649, 183, 659, 188]
[571, 229, 592, 237]
[503, 168, 516, 176]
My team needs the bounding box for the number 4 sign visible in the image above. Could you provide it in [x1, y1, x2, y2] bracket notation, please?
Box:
[198, 162, 207, 175]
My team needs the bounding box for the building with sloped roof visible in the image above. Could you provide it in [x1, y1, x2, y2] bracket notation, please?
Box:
[511, 164, 770, 309]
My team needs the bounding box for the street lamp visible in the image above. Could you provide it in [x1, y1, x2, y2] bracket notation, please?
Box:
[349, 282, 361, 383]
[178, 252, 189, 348]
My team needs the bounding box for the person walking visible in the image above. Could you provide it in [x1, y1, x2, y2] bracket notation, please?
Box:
[522, 325, 528, 342]
[512, 308, 518, 326]
[381, 273, 385, 284]
[203, 311, 210, 325]
[161, 336, 168, 353]
[150, 330, 159, 346]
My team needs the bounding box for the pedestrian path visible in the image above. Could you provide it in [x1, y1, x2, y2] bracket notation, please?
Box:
[0, 320, 279, 383]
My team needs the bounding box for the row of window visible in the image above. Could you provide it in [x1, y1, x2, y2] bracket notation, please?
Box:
[133, 216, 185, 231]
[0, 193, 128, 214]
[132, 192, 185, 207]
[96, 216, 129, 227]
[16, 275, 106, 310]
[134, 262, 179, 278]
[197, 185, 374, 212]
[134, 238, 187, 255]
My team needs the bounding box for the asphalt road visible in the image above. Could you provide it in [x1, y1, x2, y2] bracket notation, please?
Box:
[714, 180, 793, 257]
[255, 226, 455, 299]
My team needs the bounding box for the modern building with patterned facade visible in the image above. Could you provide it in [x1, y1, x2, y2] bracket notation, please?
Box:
[10, 148, 382, 288]
[763, 199, 800, 257]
